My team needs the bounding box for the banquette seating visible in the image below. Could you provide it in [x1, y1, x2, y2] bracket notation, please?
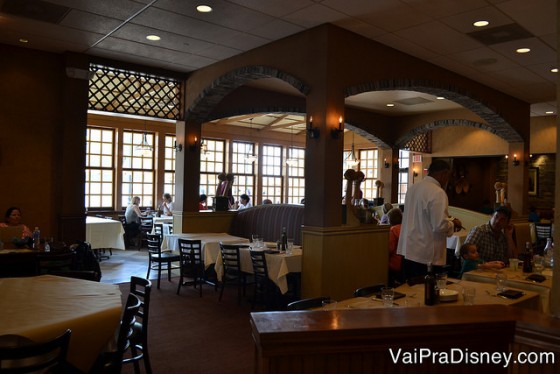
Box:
[229, 204, 304, 245]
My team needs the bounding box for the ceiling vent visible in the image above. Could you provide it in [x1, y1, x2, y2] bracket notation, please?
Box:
[467, 23, 534, 46]
[0, 0, 70, 24]
[394, 97, 432, 106]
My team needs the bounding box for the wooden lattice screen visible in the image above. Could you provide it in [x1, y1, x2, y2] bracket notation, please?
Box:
[88, 64, 182, 120]
[404, 131, 432, 153]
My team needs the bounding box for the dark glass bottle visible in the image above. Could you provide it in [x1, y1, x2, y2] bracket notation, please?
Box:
[424, 262, 438, 306]
[522, 242, 533, 273]
[281, 227, 287, 252]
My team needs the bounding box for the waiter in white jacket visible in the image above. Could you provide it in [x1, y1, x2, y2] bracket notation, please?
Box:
[397, 159, 462, 280]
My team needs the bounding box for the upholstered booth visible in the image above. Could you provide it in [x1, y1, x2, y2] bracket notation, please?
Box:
[230, 204, 304, 245]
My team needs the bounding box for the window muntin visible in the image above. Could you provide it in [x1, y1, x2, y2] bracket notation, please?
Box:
[200, 139, 225, 205]
[287, 147, 305, 204]
[359, 149, 379, 200]
[261, 145, 283, 203]
[85, 127, 114, 209]
[163, 135, 176, 198]
[398, 150, 410, 204]
[231, 141, 255, 202]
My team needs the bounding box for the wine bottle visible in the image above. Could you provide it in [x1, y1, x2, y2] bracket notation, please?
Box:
[281, 227, 287, 252]
[424, 262, 438, 306]
[522, 242, 533, 273]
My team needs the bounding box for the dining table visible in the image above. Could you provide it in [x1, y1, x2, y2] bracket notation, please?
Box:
[86, 216, 125, 250]
[320, 278, 540, 311]
[214, 244, 302, 294]
[462, 267, 553, 313]
[0, 275, 122, 372]
[161, 232, 250, 269]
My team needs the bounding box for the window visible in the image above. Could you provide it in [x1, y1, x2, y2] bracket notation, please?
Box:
[200, 139, 225, 204]
[261, 145, 283, 203]
[85, 127, 114, 209]
[286, 147, 305, 204]
[359, 149, 379, 200]
[163, 135, 176, 197]
[398, 150, 410, 204]
[231, 141, 255, 201]
[122, 131, 155, 208]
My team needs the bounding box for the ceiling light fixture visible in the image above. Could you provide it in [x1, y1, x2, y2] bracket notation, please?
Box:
[436, 96, 445, 100]
[146, 35, 161, 41]
[516, 48, 531, 54]
[386, 103, 395, 107]
[18, 38, 28, 43]
[345, 132, 360, 168]
[196, 5, 213, 13]
[286, 125, 298, 166]
[245, 118, 258, 163]
[473, 20, 489, 27]
[545, 111, 554, 114]
[551, 68, 558, 73]
[135, 122, 153, 157]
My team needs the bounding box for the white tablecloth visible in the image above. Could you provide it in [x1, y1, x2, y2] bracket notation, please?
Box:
[0, 275, 122, 372]
[161, 233, 249, 269]
[86, 216, 125, 250]
[215, 247, 302, 294]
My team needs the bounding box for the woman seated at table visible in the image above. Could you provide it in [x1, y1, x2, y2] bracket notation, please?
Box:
[125, 197, 145, 230]
[0, 207, 32, 239]
[160, 193, 174, 216]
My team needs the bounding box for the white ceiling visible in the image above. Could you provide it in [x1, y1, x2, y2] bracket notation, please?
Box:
[0, 0, 556, 122]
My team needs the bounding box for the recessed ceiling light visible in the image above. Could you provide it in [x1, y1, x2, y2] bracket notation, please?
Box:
[551, 68, 558, 73]
[473, 20, 489, 27]
[516, 47, 531, 54]
[146, 35, 161, 41]
[436, 96, 445, 100]
[19, 38, 28, 43]
[386, 103, 395, 107]
[197, 5, 213, 13]
[545, 111, 554, 114]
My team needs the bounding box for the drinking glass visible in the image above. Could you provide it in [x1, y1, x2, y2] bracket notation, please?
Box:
[436, 273, 448, 291]
[533, 255, 544, 274]
[322, 299, 338, 310]
[381, 287, 394, 307]
[509, 258, 519, 271]
[463, 287, 476, 305]
[496, 272, 507, 292]
[286, 239, 294, 255]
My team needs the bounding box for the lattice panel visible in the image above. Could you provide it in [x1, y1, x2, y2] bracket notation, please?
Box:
[404, 131, 432, 153]
[89, 64, 182, 120]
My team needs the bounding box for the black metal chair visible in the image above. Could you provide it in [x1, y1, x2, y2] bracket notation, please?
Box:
[353, 283, 385, 297]
[153, 223, 164, 241]
[218, 243, 250, 303]
[177, 239, 205, 297]
[124, 276, 153, 374]
[286, 296, 331, 311]
[146, 234, 180, 289]
[249, 250, 278, 310]
[0, 329, 73, 373]
[91, 293, 141, 373]
[139, 217, 154, 249]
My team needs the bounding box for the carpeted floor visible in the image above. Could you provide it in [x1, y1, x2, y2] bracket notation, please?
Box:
[119, 276, 257, 374]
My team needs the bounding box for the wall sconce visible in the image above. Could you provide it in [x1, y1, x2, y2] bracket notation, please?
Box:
[307, 116, 319, 139]
[384, 158, 390, 168]
[512, 154, 520, 166]
[413, 168, 419, 177]
[189, 136, 200, 152]
[174, 140, 183, 152]
[331, 116, 343, 139]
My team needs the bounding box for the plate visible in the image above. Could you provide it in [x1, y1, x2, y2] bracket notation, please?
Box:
[439, 289, 459, 302]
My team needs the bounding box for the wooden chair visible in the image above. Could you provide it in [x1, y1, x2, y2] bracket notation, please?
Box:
[249, 250, 279, 310]
[124, 276, 153, 374]
[139, 217, 154, 249]
[353, 284, 385, 297]
[218, 244, 250, 303]
[146, 234, 180, 289]
[0, 329, 73, 373]
[286, 296, 331, 311]
[177, 239, 204, 297]
[91, 294, 141, 373]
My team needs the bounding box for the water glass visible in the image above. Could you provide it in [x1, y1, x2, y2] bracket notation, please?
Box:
[496, 272, 507, 292]
[322, 299, 338, 310]
[463, 287, 476, 305]
[509, 258, 519, 271]
[286, 239, 294, 255]
[381, 287, 394, 307]
[436, 273, 448, 291]
[533, 255, 544, 274]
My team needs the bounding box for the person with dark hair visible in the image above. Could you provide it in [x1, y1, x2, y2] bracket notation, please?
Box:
[528, 206, 540, 223]
[199, 194, 208, 210]
[160, 193, 174, 216]
[397, 159, 462, 279]
[262, 199, 272, 205]
[464, 206, 517, 263]
[237, 194, 252, 210]
[0, 207, 32, 239]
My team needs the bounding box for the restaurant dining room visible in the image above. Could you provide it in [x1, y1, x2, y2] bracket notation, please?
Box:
[1, 1, 559, 373]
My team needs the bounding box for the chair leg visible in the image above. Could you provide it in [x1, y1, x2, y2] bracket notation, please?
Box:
[157, 263, 162, 289]
[143, 343, 153, 374]
[129, 345, 141, 374]
[177, 273, 183, 295]
[167, 261, 172, 281]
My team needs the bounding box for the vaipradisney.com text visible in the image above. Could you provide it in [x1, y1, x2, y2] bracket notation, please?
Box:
[389, 348, 555, 368]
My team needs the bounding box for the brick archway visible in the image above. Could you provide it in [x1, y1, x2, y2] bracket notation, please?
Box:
[345, 80, 523, 144]
[186, 66, 310, 123]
